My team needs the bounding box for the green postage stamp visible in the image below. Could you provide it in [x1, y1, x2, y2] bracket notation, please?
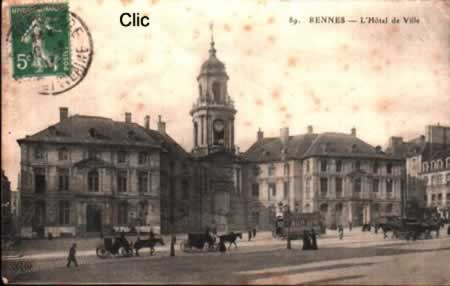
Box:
[10, 3, 71, 78]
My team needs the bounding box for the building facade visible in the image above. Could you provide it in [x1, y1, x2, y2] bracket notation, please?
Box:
[17, 110, 173, 238]
[243, 127, 403, 229]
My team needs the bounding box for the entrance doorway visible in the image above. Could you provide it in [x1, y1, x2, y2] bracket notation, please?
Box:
[86, 205, 102, 232]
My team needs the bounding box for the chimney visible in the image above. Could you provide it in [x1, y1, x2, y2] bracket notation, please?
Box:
[59, 107, 68, 121]
[257, 128, 264, 141]
[388, 136, 403, 153]
[157, 115, 166, 134]
[125, 112, 132, 123]
[144, 115, 150, 129]
[351, 127, 356, 137]
[280, 127, 289, 146]
[307, 125, 313, 134]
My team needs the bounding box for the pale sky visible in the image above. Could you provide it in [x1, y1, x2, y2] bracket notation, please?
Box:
[2, 0, 449, 189]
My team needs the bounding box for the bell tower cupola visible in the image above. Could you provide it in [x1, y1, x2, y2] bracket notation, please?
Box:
[190, 24, 237, 157]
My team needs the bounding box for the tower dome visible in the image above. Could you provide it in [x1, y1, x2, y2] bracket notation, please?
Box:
[198, 37, 228, 79]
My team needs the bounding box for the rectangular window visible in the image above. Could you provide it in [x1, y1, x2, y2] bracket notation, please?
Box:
[58, 168, 69, 191]
[269, 183, 276, 199]
[355, 161, 361, 170]
[336, 160, 342, 172]
[386, 180, 393, 197]
[118, 171, 127, 192]
[354, 178, 362, 193]
[34, 168, 46, 194]
[138, 152, 148, 165]
[138, 172, 148, 193]
[320, 160, 327, 172]
[372, 179, 379, 192]
[320, 177, 328, 197]
[283, 181, 289, 199]
[59, 201, 70, 225]
[34, 147, 44, 160]
[335, 178, 343, 197]
[437, 193, 442, 202]
[306, 161, 310, 173]
[252, 183, 259, 197]
[373, 161, 379, 173]
[118, 151, 127, 163]
[58, 148, 68, 161]
[387, 163, 393, 174]
[88, 170, 99, 192]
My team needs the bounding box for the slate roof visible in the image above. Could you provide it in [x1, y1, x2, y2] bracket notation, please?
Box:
[244, 132, 394, 162]
[243, 134, 318, 162]
[422, 147, 450, 162]
[17, 115, 190, 159]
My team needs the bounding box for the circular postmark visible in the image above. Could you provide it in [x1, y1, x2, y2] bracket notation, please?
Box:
[7, 11, 93, 96]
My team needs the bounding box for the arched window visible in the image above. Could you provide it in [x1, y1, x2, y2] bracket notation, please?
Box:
[212, 82, 221, 102]
[437, 160, 443, 169]
[320, 203, 328, 213]
[194, 122, 198, 147]
[431, 161, 436, 170]
[423, 162, 429, 172]
[446, 158, 450, 168]
[335, 203, 343, 212]
[268, 163, 275, 176]
[88, 170, 99, 192]
[34, 146, 45, 160]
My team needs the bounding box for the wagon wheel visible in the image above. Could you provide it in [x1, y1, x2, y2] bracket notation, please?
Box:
[118, 246, 129, 257]
[96, 247, 109, 259]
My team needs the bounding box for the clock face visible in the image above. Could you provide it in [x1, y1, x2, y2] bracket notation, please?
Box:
[214, 120, 225, 132]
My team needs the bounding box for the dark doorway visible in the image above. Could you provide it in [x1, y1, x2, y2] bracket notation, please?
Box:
[33, 201, 46, 237]
[86, 205, 102, 232]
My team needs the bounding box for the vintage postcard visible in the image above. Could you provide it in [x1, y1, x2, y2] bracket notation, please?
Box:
[1, 0, 449, 284]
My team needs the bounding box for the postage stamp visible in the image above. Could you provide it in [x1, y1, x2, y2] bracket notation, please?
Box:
[10, 3, 71, 78]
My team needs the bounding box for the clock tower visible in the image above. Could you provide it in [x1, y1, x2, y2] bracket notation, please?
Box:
[190, 29, 237, 156]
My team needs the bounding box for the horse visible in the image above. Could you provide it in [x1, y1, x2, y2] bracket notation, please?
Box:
[379, 224, 395, 239]
[134, 237, 165, 256]
[219, 232, 243, 249]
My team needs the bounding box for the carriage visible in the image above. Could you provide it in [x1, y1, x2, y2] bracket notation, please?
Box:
[180, 232, 217, 252]
[377, 216, 441, 240]
[273, 212, 325, 240]
[96, 236, 134, 258]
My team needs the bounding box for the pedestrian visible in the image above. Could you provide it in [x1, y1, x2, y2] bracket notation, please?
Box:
[219, 239, 226, 254]
[349, 221, 352, 232]
[447, 224, 450, 236]
[170, 234, 176, 257]
[338, 225, 344, 240]
[302, 230, 311, 250]
[311, 229, 318, 250]
[248, 228, 252, 241]
[66, 243, 78, 268]
[253, 227, 257, 238]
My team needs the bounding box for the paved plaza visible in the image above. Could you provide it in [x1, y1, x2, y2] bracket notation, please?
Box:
[3, 227, 450, 284]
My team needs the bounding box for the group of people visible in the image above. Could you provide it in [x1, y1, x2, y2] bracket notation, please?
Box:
[302, 229, 318, 250]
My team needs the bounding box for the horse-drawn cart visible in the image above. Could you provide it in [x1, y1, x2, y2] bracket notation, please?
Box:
[96, 237, 133, 258]
[273, 212, 325, 240]
[180, 232, 217, 252]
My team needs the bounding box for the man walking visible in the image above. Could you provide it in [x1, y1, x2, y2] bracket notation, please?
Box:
[248, 228, 252, 241]
[252, 227, 257, 238]
[311, 229, 318, 250]
[348, 220, 352, 232]
[338, 225, 344, 240]
[67, 243, 78, 268]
